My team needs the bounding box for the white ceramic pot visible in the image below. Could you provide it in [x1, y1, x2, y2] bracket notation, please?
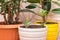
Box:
[18, 24, 47, 40]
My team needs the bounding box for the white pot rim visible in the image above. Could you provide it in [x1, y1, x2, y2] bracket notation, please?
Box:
[18, 24, 47, 29]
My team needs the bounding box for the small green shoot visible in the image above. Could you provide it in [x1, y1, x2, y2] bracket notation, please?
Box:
[40, 9, 48, 17]
[23, 17, 31, 28]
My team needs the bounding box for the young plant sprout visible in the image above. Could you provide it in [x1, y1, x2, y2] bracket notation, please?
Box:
[23, 17, 32, 28]
[20, 8, 37, 28]
[39, 9, 48, 26]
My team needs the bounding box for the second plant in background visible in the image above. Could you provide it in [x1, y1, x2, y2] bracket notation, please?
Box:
[0, 0, 21, 40]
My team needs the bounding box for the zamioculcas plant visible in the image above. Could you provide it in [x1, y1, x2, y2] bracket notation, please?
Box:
[0, 0, 21, 24]
[0, 0, 35, 40]
[0, 0, 21, 40]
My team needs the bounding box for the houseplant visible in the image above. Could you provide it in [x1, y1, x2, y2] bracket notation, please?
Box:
[51, 1, 60, 40]
[24, 0, 60, 40]
[18, 0, 47, 40]
[18, 13, 47, 40]
[0, 0, 21, 40]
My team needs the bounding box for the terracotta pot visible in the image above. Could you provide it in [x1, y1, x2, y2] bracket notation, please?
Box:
[0, 24, 20, 40]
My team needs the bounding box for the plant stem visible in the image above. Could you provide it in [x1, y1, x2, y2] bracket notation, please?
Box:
[15, 0, 20, 23]
[8, 4, 13, 24]
[41, 0, 46, 23]
[3, 14, 8, 24]
[42, 16, 46, 23]
[42, 16, 46, 26]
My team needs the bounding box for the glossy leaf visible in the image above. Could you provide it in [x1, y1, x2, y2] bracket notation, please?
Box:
[42, 0, 51, 15]
[52, 8, 60, 14]
[40, 9, 47, 16]
[27, 0, 40, 3]
[0, 0, 4, 3]
[20, 9, 41, 16]
[52, 1, 60, 6]
[25, 4, 37, 9]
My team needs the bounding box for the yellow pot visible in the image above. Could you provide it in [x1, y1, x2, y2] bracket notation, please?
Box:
[46, 24, 58, 40]
[34, 21, 58, 40]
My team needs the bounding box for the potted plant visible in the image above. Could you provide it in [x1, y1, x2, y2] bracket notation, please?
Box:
[23, 0, 60, 40]
[18, 0, 47, 40]
[18, 15, 47, 40]
[51, 1, 60, 40]
[0, 0, 21, 40]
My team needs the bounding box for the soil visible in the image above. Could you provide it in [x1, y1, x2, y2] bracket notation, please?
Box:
[37, 22, 57, 24]
[21, 25, 45, 28]
[0, 22, 22, 25]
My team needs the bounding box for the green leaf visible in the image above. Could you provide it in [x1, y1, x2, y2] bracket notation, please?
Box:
[25, 4, 37, 9]
[52, 8, 60, 14]
[40, 9, 47, 16]
[5, 0, 9, 2]
[27, 0, 40, 3]
[52, 1, 60, 6]
[20, 9, 41, 16]
[42, 0, 51, 14]
[23, 17, 30, 28]
[0, 0, 4, 3]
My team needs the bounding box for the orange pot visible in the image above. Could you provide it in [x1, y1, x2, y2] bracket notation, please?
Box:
[0, 24, 20, 40]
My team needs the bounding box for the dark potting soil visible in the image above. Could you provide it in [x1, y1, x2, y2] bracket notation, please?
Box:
[0, 22, 22, 25]
[46, 22, 57, 24]
[37, 22, 57, 24]
[21, 25, 45, 28]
